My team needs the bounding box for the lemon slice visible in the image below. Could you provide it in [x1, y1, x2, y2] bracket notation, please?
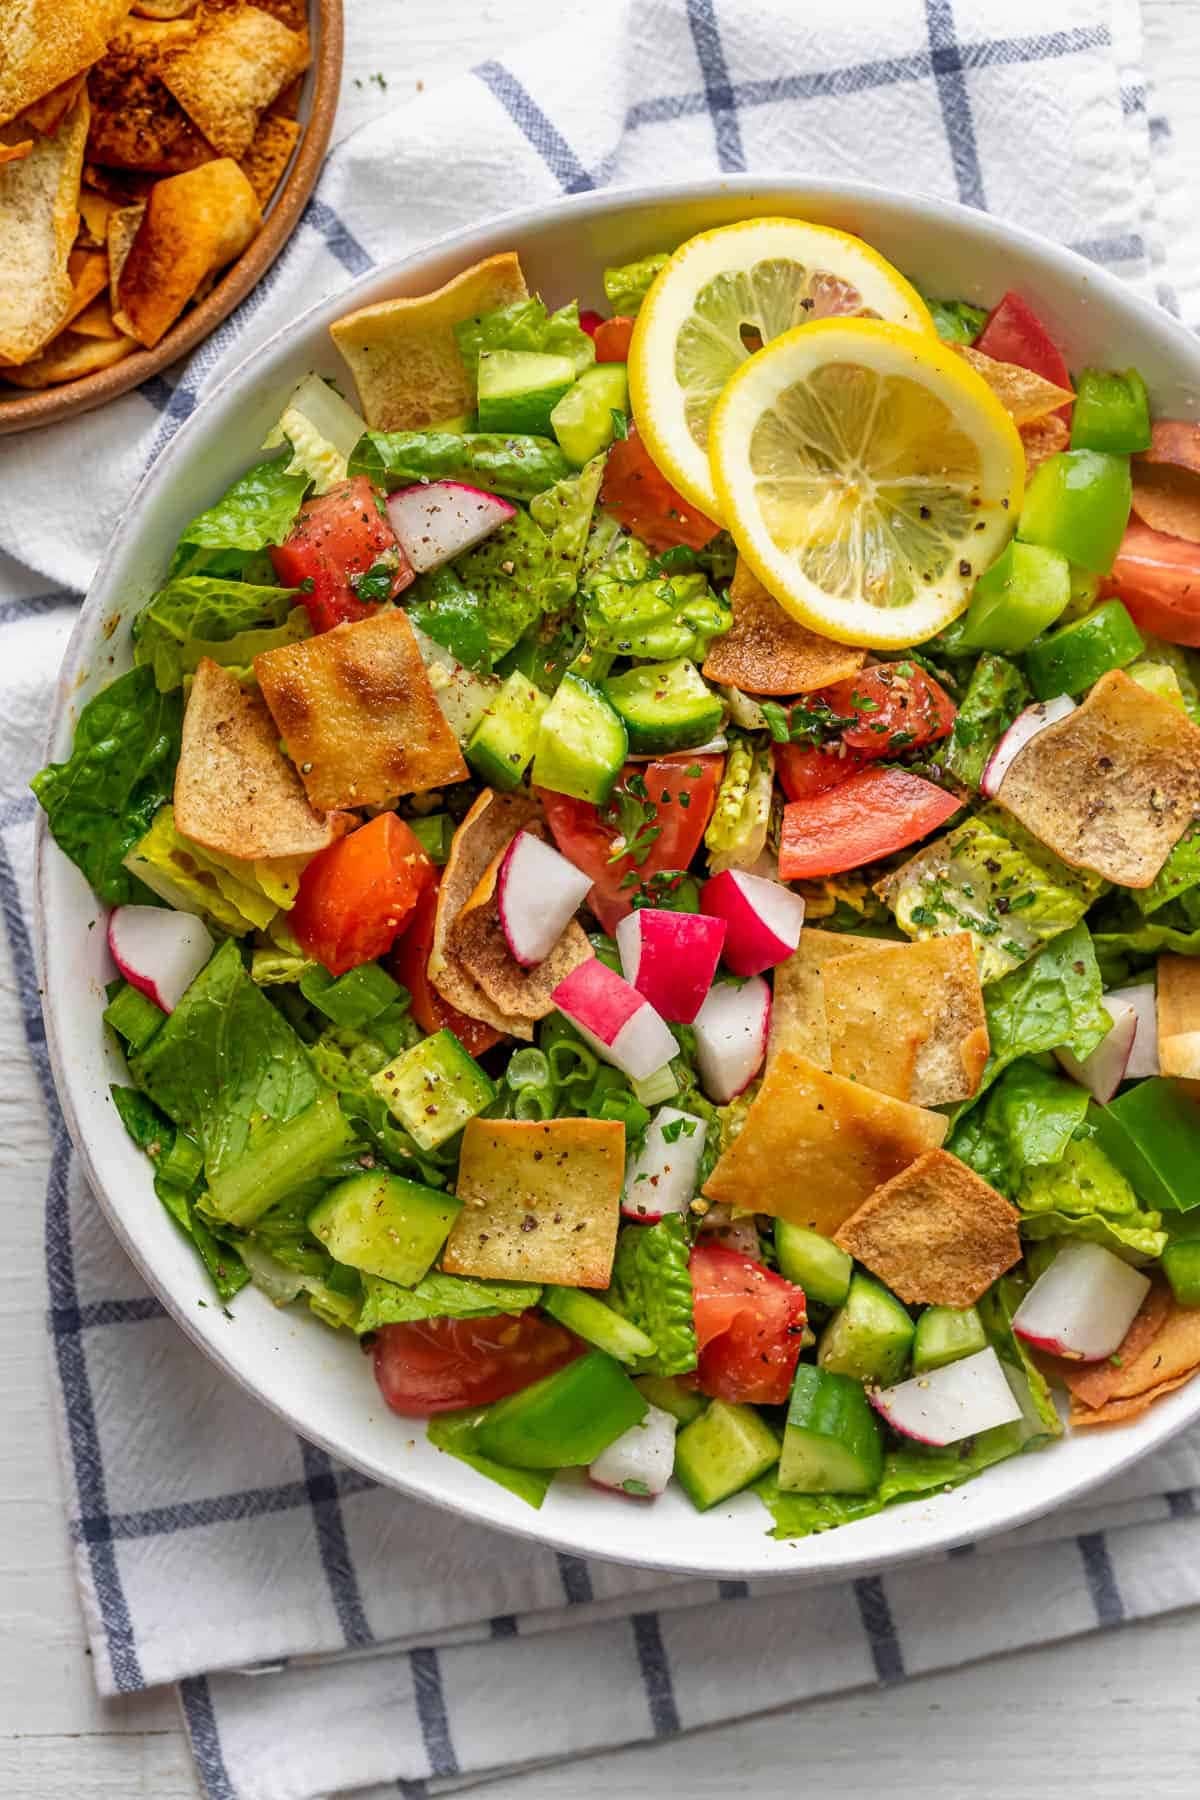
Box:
[709, 318, 1026, 650]
[628, 218, 934, 521]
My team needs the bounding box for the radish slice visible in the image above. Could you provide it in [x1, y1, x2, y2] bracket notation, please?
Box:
[623, 1105, 708, 1221]
[693, 976, 770, 1104]
[496, 830, 592, 967]
[588, 1404, 677, 1498]
[1055, 994, 1138, 1102]
[107, 906, 213, 1014]
[870, 1347, 1023, 1445]
[981, 696, 1076, 797]
[386, 482, 514, 574]
[551, 958, 677, 1082]
[700, 869, 805, 976]
[1011, 1240, 1151, 1362]
[1111, 982, 1159, 1078]
[615, 908, 726, 1023]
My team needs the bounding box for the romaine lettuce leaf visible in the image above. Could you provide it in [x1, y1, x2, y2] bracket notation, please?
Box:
[949, 1058, 1089, 1197]
[356, 1272, 541, 1333]
[977, 1271, 1062, 1440]
[133, 575, 307, 691]
[263, 373, 368, 494]
[922, 295, 988, 344]
[1135, 825, 1200, 917]
[582, 568, 731, 662]
[970, 921, 1111, 1101]
[454, 296, 595, 380]
[603, 254, 669, 316]
[528, 455, 605, 609]
[437, 509, 558, 659]
[1131, 636, 1200, 726]
[607, 1215, 698, 1377]
[426, 1408, 554, 1509]
[349, 430, 572, 500]
[705, 734, 773, 871]
[169, 458, 309, 575]
[941, 652, 1029, 789]
[1018, 1208, 1168, 1263]
[309, 1023, 452, 1187]
[1017, 1135, 1167, 1263]
[125, 804, 302, 935]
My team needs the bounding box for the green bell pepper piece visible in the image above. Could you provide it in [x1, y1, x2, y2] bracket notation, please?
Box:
[1023, 600, 1144, 699]
[1070, 368, 1152, 455]
[1088, 1083, 1200, 1215]
[473, 1351, 648, 1468]
[960, 541, 1070, 653]
[1018, 449, 1132, 574]
[407, 813, 454, 865]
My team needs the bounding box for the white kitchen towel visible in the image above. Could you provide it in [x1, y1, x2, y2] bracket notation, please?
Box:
[2, 2, 1200, 1797]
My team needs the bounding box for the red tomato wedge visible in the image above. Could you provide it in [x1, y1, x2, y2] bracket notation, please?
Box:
[594, 315, 635, 362]
[975, 292, 1073, 419]
[599, 425, 721, 552]
[1102, 517, 1200, 645]
[270, 474, 414, 633]
[291, 814, 434, 977]
[373, 1313, 580, 1416]
[778, 766, 960, 879]
[538, 755, 724, 933]
[690, 1243, 807, 1407]
[774, 742, 868, 802]
[823, 664, 956, 755]
[578, 308, 606, 337]
[389, 880, 503, 1057]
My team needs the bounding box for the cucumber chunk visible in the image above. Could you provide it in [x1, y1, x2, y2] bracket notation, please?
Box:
[911, 1304, 988, 1373]
[467, 670, 548, 790]
[476, 349, 577, 436]
[778, 1364, 884, 1494]
[818, 1273, 914, 1386]
[308, 1172, 461, 1286]
[531, 670, 628, 803]
[603, 658, 723, 754]
[475, 1351, 647, 1468]
[371, 1028, 497, 1151]
[674, 1399, 780, 1510]
[551, 364, 630, 466]
[774, 1221, 853, 1309]
[634, 1373, 707, 1425]
[541, 1287, 656, 1364]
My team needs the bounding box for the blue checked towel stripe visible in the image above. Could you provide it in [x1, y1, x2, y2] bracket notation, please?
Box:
[3, 1, 1200, 1794]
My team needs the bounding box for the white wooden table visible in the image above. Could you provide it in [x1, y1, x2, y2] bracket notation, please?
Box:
[6, 3, 1200, 1792]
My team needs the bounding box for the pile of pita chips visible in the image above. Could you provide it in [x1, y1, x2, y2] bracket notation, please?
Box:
[448, 829, 591, 1023]
[0, 1, 310, 393]
[702, 559, 867, 695]
[1057, 1287, 1200, 1427]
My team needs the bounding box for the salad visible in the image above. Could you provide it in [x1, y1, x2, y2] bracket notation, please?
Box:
[35, 217, 1200, 1539]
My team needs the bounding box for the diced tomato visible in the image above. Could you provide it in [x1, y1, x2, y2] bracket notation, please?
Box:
[599, 426, 721, 553]
[579, 309, 606, 338]
[594, 315, 635, 362]
[270, 475, 414, 633]
[388, 879, 503, 1057]
[373, 1312, 580, 1416]
[823, 664, 956, 755]
[778, 766, 960, 880]
[774, 741, 868, 802]
[291, 814, 433, 977]
[975, 292, 1073, 419]
[1101, 518, 1200, 645]
[538, 754, 724, 933]
[690, 1243, 807, 1407]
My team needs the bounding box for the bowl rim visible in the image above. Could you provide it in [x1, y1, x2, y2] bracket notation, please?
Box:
[35, 171, 1200, 1581]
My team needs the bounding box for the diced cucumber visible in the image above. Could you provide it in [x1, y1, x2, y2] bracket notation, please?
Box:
[817, 1273, 914, 1386]
[531, 670, 628, 803]
[300, 960, 403, 1029]
[407, 813, 454, 865]
[674, 1399, 780, 1510]
[466, 670, 548, 791]
[778, 1364, 884, 1495]
[911, 1304, 988, 1373]
[774, 1222, 853, 1309]
[634, 1373, 707, 1425]
[371, 1028, 496, 1151]
[104, 982, 165, 1052]
[551, 364, 630, 466]
[603, 658, 724, 754]
[476, 350, 577, 436]
[474, 1351, 647, 1468]
[541, 1287, 656, 1363]
[308, 1171, 461, 1286]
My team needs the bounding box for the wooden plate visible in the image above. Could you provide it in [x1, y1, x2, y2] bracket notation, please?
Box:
[0, 0, 343, 438]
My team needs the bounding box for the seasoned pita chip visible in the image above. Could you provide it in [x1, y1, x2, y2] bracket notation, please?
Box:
[823, 933, 988, 1106]
[63, 248, 110, 327]
[995, 669, 1200, 888]
[71, 297, 123, 340]
[255, 610, 467, 814]
[956, 345, 1074, 424]
[833, 1149, 1020, 1307]
[86, 18, 217, 173]
[1042, 1282, 1172, 1411]
[19, 69, 88, 136]
[132, 1, 198, 17]
[0, 95, 90, 364]
[1131, 458, 1200, 544]
[207, 0, 306, 27]
[767, 928, 890, 1068]
[1020, 413, 1069, 475]
[118, 158, 260, 347]
[702, 559, 866, 695]
[702, 1049, 947, 1235]
[0, 139, 32, 166]
[174, 658, 349, 860]
[0, 329, 135, 387]
[443, 1118, 624, 1288]
[1069, 1294, 1200, 1426]
[239, 110, 299, 206]
[162, 5, 309, 160]
[448, 836, 591, 1023]
[331, 252, 529, 431]
[0, 2, 113, 127]
[78, 186, 115, 244]
[1155, 954, 1200, 1078]
[107, 201, 145, 313]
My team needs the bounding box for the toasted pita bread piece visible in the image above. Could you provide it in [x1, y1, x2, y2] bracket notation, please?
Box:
[994, 669, 1200, 889]
[702, 1049, 947, 1235]
[443, 1118, 624, 1287]
[330, 252, 529, 431]
[132, 1, 198, 17]
[1040, 1282, 1172, 1411]
[1154, 954, 1200, 1078]
[63, 248, 110, 327]
[239, 110, 299, 206]
[255, 610, 467, 813]
[107, 201, 145, 315]
[77, 185, 116, 244]
[204, 0, 307, 33]
[1020, 413, 1069, 476]
[86, 18, 217, 173]
[70, 297, 123, 340]
[822, 933, 989, 1107]
[0, 329, 135, 387]
[19, 69, 89, 136]
[702, 559, 866, 695]
[956, 345, 1074, 425]
[447, 833, 591, 1023]
[833, 1149, 1020, 1307]
[767, 928, 891, 1068]
[0, 2, 116, 127]
[0, 139, 32, 166]
[1069, 1292, 1200, 1426]
[0, 95, 90, 364]
[174, 658, 349, 860]
[118, 157, 260, 346]
[161, 4, 309, 161]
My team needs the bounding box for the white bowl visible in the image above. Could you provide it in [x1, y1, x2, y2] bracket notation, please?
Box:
[37, 176, 1200, 1581]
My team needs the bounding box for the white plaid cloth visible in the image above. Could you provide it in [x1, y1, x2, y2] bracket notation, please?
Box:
[2, 3, 1199, 1796]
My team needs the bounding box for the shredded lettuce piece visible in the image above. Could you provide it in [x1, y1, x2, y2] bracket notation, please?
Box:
[263, 373, 367, 493]
[349, 430, 572, 500]
[1018, 1136, 1167, 1264]
[606, 1215, 698, 1377]
[168, 457, 309, 577]
[126, 804, 304, 935]
[603, 254, 669, 316]
[964, 922, 1111, 1115]
[454, 296, 596, 381]
[705, 733, 773, 871]
[1135, 825, 1200, 917]
[922, 295, 988, 344]
[582, 567, 731, 662]
[133, 575, 308, 692]
[941, 652, 1028, 789]
[949, 1058, 1089, 1198]
[411, 509, 559, 665]
[528, 455, 605, 609]
[426, 1409, 554, 1509]
[356, 1272, 542, 1333]
[309, 1024, 453, 1188]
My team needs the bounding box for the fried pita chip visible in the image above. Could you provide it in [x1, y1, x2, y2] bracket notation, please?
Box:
[118, 157, 260, 347]
[107, 201, 145, 312]
[0, 2, 114, 127]
[767, 928, 891, 1068]
[0, 139, 31, 165]
[1154, 954, 1200, 1078]
[443, 1118, 624, 1288]
[1019, 412, 1069, 475]
[702, 1049, 947, 1235]
[86, 17, 219, 172]
[77, 185, 115, 244]
[1041, 1282, 1173, 1410]
[18, 69, 88, 136]
[70, 297, 123, 340]
[330, 251, 529, 431]
[132, 0, 198, 17]
[823, 933, 989, 1106]
[0, 94, 90, 364]
[956, 345, 1074, 424]
[174, 659, 349, 860]
[448, 835, 591, 1023]
[1131, 462, 1200, 544]
[162, 5, 309, 160]
[206, 0, 307, 30]
[0, 328, 135, 387]
[63, 248, 110, 327]
[994, 669, 1200, 888]
[1069, 1294, 1200, 1426]
[702, 559, 867, 695]
[833, 1149, 1021, 1307]
[255, 610, 467, 813]
[239, 109, 299, 206]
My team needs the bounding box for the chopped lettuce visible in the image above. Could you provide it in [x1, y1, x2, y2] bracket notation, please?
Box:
[528, 455, 605, 609]
[1018, 1135, 1167, 1263]
[922, 295, 988, 344]
[582, 568, 731, 662]
[411, 509, 558, 665]
[349, 430, 572, 500]
[251, 946, 314, 985]
[426, 1408, 554, 1509]
[309, 1023, 452, 1188]
[262, 373, 367, 493]
[950, 1058, 1089, 1198]
[408, 564, 494, 670]
[582, 511, 652, 584]
[705, 734, 773, 871]
[126, 804, 305, 935]
[972, 921, 1111, 1098]
[607, 1215, 698, 1377]
[941, 652, 1029, 789]
[1136, 825, 1200, 917]
[603, 254, 669, 316]
[454, 296, 595, 380]
[356, 1272, 541, 1334]
[169, 457, 309, 577]
[977, 1272, 1062, 1440]
[132, 576, 307, 692]
[1131, 636, 1200, 727]
[1093, 890, 1200, 979]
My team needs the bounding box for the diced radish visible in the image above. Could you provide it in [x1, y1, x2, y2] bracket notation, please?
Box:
[870, 1348, 1023, 1445]
[551, 958, 677, 1082]
[107, 906, 213, 1014]
[497, 830, 592, 968]
[1112, 982, 1159, 1078]
[1011, 1241, 1151, 1362]
[588, 1404, 677, 1497]
[981, 696, 1076, 796]
[700, 869, 805, 976]
[386, 482, 514, 574]
[623, 1105, 708, 1221]
[1055, 994, 1138, 1103]
[692, 976, 770, 1104]
[615, 908, 726, 1023]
